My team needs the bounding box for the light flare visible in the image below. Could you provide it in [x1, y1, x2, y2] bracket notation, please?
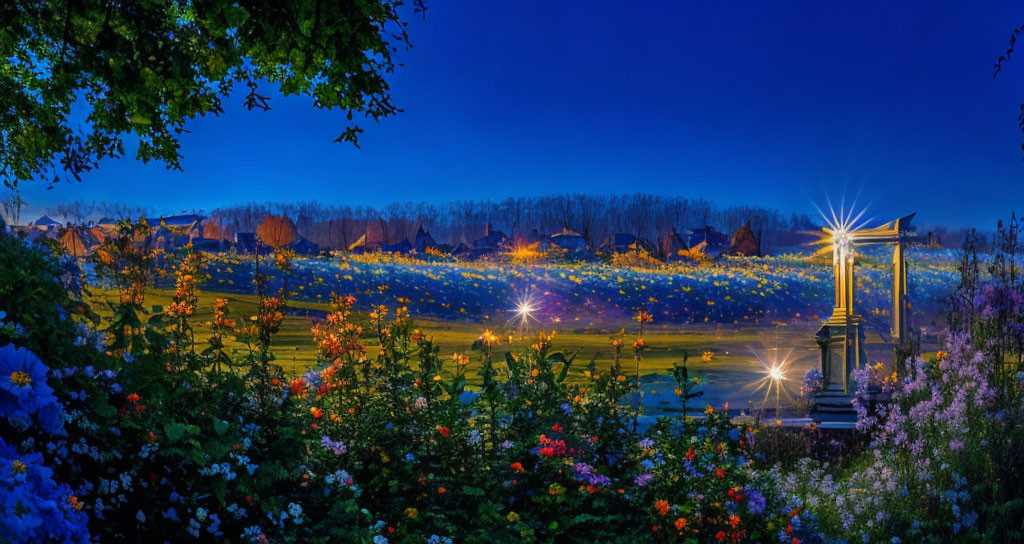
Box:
[507, 289, 542, 330]
[809, 196, 874, 264]
[748, 347, 798, 414]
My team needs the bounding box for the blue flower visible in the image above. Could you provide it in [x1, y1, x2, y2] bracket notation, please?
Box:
[0, 344, 64, 435]
[0, 437, 90, 543]
[746, 489, 766, 515]
[459, 390, 479, 404]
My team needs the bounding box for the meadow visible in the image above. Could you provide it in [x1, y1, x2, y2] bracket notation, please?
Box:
[188, 247, 960, 331]
[86, 246, 951, 414]
[4, 225, 1023, 544]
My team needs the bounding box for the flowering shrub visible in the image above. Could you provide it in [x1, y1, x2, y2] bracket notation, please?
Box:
[795, 368, 823, 413]
[777, 335, 1024, 542]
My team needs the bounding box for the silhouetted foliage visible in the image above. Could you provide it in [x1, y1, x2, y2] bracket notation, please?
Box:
[1, 0, 426, 188]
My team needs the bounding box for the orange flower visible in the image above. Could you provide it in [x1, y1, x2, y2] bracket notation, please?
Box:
[729, 514, 740, 529]
[437, 486, 446, 494]
[654, 500, 670, 516]
[309, 407, 323, 419]
[125, 393, 140, 404]
[674, 517, 687, 531]
[510, 462, 525, 472]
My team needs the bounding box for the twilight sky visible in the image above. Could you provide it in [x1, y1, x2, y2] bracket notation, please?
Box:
[16, 0, 1024, 228]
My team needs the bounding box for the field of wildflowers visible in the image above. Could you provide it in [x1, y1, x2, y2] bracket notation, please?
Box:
[3, 222, 1024, 543]
[188, 247, 960, 329]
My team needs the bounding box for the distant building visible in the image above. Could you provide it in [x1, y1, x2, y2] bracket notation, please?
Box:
[58, 228, 90, 257]
[600, 233, 655, 254]
[730, 221, 760, 256]
[30, 215, 62, 230]
[550, 227, 587, 251]
[686, 226, 728, 254]
[381, 239, 412, 254]
[289, 237, 320, 256]
[473, 222, 508, 250]
[235, 232, 258, 254]
[148, 214, 204, 241]
[660, 228, 688, 261]
[412, 225, 437, 253]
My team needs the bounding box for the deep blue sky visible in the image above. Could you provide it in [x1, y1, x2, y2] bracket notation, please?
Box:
[19, 0, 1024, 228]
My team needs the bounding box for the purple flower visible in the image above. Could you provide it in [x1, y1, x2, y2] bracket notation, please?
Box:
[634, 473, 654, 487]
[320, 436, 347, 455]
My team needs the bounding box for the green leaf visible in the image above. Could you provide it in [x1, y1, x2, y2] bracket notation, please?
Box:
[164, 422, 188, 444]
[504, 352, 519, 373]
[556, 350, 580, 383]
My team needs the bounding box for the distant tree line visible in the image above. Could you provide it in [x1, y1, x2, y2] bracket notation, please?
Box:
[206, 194, 820, 253]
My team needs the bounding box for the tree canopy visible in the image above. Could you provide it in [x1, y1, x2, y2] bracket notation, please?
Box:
[256, 213, 296, 248]
[1, 0, 425, 188]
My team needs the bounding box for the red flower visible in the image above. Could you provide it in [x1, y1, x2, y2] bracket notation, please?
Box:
[309, 407, 323, 419]
[510, 462, 525, 472]
[674, 517, 687, 531]
[289, 379, 307, 397]
[551, 423, 563, 432]
[715, 467, 725, 479]
[716, 530, 726, 541]
[539, 446, 556, 457]
[685, 448, 695, 461]
[437, 426, 450, 438]
[125, 393, 140, 404]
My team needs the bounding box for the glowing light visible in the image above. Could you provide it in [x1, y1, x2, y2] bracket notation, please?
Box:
[809, 196, 874, 264]
[748, 347, 798, 414]
[508, 289, 541, 329]
[506, 241, 543, 263]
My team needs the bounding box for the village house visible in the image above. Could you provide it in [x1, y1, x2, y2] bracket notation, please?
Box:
[549, 226, 587, 251]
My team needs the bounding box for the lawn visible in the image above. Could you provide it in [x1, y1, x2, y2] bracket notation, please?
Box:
[85, 286, 904, 388]
[88, 284, 831, 379]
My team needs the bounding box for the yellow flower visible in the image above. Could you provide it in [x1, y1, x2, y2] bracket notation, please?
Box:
[405, 507, 419, 520]
[507, 511, 520, 523]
